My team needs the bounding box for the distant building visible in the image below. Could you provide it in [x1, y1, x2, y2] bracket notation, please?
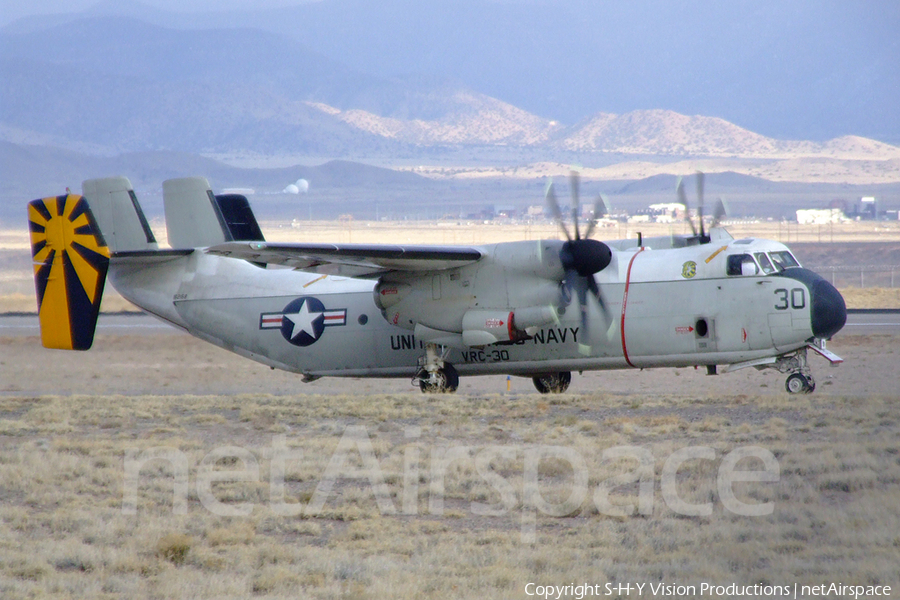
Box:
[636, 202, 685, 224]
[860, 197, 878, 219]
[796, 208, 846, 225]
[843, 196, 880, 220]
[648, 202, 686, 220]
[495, 205, 517, 218]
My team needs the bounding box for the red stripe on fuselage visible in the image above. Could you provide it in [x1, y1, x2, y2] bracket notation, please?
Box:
[620, 247, 645, 368]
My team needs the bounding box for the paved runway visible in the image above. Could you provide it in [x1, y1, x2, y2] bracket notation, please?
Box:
[839, 310, 900, 336]
[2, 310, 898, 337]
[0, 313, 173, 336]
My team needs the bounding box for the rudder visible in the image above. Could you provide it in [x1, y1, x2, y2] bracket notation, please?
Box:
[28, 194, 110, 350]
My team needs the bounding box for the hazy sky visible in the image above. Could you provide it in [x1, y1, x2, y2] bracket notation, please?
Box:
[0, 0, 315, 25]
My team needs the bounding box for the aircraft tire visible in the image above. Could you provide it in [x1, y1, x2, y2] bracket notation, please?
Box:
[532, 371, 572, 394]
[419, 363, 459, 393]
[785, 373, 813, 394]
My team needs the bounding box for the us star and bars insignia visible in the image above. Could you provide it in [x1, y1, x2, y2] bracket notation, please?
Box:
[259, 296, 347, 346]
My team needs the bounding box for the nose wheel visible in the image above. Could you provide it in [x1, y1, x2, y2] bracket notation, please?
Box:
[775, 346, 817, 394]
[785, 372, 815, 394]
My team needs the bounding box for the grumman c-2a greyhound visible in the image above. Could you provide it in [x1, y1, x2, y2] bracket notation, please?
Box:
[28, 172, 846, 394]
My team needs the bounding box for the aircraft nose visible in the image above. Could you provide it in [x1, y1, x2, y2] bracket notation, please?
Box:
[810, 276, 847, 339]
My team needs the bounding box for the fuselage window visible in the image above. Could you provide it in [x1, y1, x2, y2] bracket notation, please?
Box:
[755, 252, 776, 274]
[769, 251, 800, 271]
[726, 254, 759, 276]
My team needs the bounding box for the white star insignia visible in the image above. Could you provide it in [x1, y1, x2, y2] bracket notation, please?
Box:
[283, 300, 324, 340]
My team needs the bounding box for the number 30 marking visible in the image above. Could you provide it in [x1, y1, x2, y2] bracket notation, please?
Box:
[774, 288, 805, 310]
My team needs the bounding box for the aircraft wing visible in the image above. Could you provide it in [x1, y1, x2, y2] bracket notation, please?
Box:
[206, 241, 484, 277]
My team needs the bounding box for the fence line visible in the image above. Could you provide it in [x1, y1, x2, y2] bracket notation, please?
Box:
[810, 266, 897, 288]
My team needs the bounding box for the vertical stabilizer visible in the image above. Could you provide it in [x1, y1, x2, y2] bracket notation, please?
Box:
[28, 194, 109, 350]
[163, 179, 265, 248]
[163, 177, 231, 249]
[82, 177, 157, 253]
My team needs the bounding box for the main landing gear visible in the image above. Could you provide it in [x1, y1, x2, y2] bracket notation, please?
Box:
[414, 343, 459, 393]
[532, 371, 571, 394]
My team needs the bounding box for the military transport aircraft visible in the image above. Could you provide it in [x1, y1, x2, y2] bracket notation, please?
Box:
[28, 172, 846, 394]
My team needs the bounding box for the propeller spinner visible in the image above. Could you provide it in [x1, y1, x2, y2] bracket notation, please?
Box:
[545, 172, 613, 350]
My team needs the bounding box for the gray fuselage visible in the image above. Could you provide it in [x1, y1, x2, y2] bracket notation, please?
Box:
[107, 237, 838, 381]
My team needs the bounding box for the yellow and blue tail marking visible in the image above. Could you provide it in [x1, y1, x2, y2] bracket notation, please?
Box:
[28, 194, 110, 350]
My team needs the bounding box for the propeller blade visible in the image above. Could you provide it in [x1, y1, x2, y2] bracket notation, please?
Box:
[696, 171, 706, 240]
[558, 277, 573, 308]
[586, 275, 611, 324]
[583, 194, 606, 239]
[696, 170, 705, 207]
[545, 181, 572, 242]
[563, 256, 615, 353]
[677, 177, 697, 236]
[711, 197, 727, 229]
[570, 171, 581, 240]
[571, 273, 591, 347]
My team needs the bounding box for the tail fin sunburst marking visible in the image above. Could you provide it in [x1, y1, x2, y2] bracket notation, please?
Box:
[28, 194, 110, 350]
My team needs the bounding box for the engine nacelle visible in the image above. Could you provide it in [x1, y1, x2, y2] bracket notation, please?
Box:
[461, 305, 559, 347]
[372, 240, 571, 334]
[513, 305, 558, 332]
[373, 281, 411, 310]
[462, 310, 515, 347]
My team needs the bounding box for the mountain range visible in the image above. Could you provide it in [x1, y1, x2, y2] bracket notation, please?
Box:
[2, 6, 899, 225]
[2, 11, 900, 160]
[4, 0, 898, 144]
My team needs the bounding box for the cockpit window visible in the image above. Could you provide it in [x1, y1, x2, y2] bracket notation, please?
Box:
[769, 251, 800, 271]
[755, 252, 776, 274]
[727, 254, 759, 276]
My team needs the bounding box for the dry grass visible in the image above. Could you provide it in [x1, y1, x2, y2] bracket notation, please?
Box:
[1, 391, 898, 599]
[839, 287, 900, 309]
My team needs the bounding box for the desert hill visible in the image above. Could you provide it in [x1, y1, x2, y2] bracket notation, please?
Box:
[2, 16, 899, 163]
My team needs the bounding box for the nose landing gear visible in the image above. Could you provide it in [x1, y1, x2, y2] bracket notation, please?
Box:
[775, 346, 816, 394]
[725, 341, 841, 394]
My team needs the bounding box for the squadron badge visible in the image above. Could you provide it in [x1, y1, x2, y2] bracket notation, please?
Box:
[681, 261, 697, 279]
